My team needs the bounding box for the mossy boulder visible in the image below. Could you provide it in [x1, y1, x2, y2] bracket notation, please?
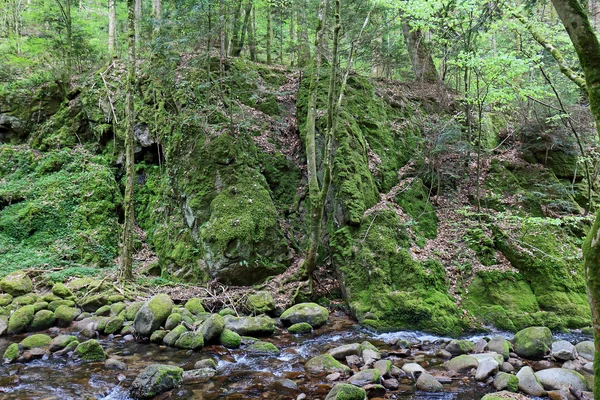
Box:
[324, 383, 366, 400]
[219, 307, 236, 317]
[51, 283, 73, 299]
[32, 301, 48, 312]
[49, 335, 78, 352]
[347, 368, 381, 386]
[534, 368, 588, 391]
[164, 313, 182, 330]
[3, 343, 19, 363]
[48, 299, 75, 312]
[150, 330, 167, 343]
[174, 331, 204, 350]
[513, 326, 553, 360]
[78, 294, 110, 313]
[110, 302, 126, 316]
[305, 354, 351, 375]
[75, 339, 106, 361]
[288, 322, 313, 334]
[95, 305, 111, 316]
[223, 315, 275, 336]
[280, 303, 328, 328]
[130, 364, 183, 400]
[494, 372, 519, 392]
[246, 341, 280, 355]
[125, 301, 144, 321]
[13, 294, 37, 305]
[54, 305, 82, 327]
[0, 294, 12, 306]
[104, 316, 124, 334]
[246, 291, 275, 315]
[488, 336, 511, 360]
[200, 314, 225, 343]
[0, 271, 33, 296]
[219, 328, 241, 348]
[163, 325, 187, 346]
[7, 304, 35, 334]
[446, 339, 475, 356]
[184, 298, 205, 315]
[21, 333, 51, 349]
[29, 310, 55, 331]
[134, 294, 173, 337]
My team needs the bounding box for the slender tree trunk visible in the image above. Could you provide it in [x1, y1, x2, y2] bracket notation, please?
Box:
[108, 0, 116, 56]
[550, 1, 600, 397]
[219, 0, 225, 63]
[230, 0, 243, 56]
[289, 7, 295, 67]
[297, 0, 310, 67]
[248, 4, 256, 61]
[122, 0, 136, 281]
[401, 21, 439, 83]
[134, 0, 141, 45]
[266, 2, 273, 64]
[232, 0, 252, 57]
[152, 0, 161, 19]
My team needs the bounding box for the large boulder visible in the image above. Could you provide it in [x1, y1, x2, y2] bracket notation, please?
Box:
[223, 315, 275, 336]
[54, 305, 81, 327]
[134, 294, 173, 337]
[445, 355, 478, 373]
[325, 383, 366, 400]
[130, 364, 183, 399]
[21, 334, 51, 349]
[516, 366, 545, 397]
[513, 326, 553, 360]
[487, 336, 511, 360]
[29, 310, 55, 331]
[475, 358, 499, 381]
[551, 340, 577, 361]
[534, 368, 588, 392]
[7, 305, 35, 334]
[174, 332, 204, 350]
[575, 341, 594, 361]
[0, 271, 33, 296]
[280, 303, 329, 328]
[305, 354, 351, 375]
[219, 328, 241, 348]
[200, 314, 225, 343]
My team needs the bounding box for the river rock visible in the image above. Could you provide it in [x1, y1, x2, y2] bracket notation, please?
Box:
[130, 364, 183, 399]
[500, 362, 514, 373]
[194, 359, 217, 369]
[325, 383, 366, 400]
[382, 378, 399, 390]
[164, 313, 182, 330]
[0, 271, 33, 296]
[105, 358, 127, 371]
[416, 373, 444, 392]
[535, 368, 589, 391]
[493, 371, 519, 392]
[481, 391, 530, 400]
[184, 298, 205, 315]
[150, 330, 167, 343]
[347, 369, 381, 386]
[488, 336, 511, 360]
[134, 294, 173, 337]
[0, 316, 7, 336]
[48, 300, 75, 312]
[49, 335, 78, 352]
[575, 341, 594, 361]
[471, 352, 504, 365]
[305, 354, 351, 375]
[104, 316, 124, 334]
[473, 338, 488, 353]
[551, 340, 577, 361]
[361, 341, 381, 364]
[21, 333, 51, 349]
[0, 294, 12, 306]
[280, 303, 328, 328]
[288, 322, 313, 334]
[163, 325, 187, 346]
[446, 339, 475, 355]
[54, 305, 82, 327]
[219, 328, 241, 348]
[374, 359, 392, 377]
[247, 341, 280, 355]
[402, 362, 425, 375]
[246, 291, 275, 315]
[475, 358, 499, 381]
[183, 368, 216, 383]
[513, 326, 552, 360]
[75, 339, 105, 361]
[328, 343, 363, 360]
[13, 294, 37, 305]
[363, 384, 386, 397]
[516, 366, 546, 396]
[51, 283, 73, 299]
[7, 305, 35, 334]
[445, 355, 478, 373]
[583, 362, 593, 374]
[175, 331, 204, 350]
[29, 310, 55, 331]
[78, 294, 109, 313]
[3, 343, 19, 363]
[223, 315, 275, 336]
[547, 388, 574, 400]
[200, 314, 225, 342]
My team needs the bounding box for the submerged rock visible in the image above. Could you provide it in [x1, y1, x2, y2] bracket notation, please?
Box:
[280, 303, 328, 328]
[183, 368, 216, 383]
[513, 326, 552, 360]
[134, 294, 173, 337]
[130, 364, 183, 399]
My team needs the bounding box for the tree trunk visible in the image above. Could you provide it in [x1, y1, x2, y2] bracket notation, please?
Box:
[297, 0, 310, 67]
[248, 4, 256, 61]
[108, 0, 116, 55]
[402, 21, 439, 83]
[134, 0, 141, 45]
[230, 0, 243, 56]
[550, 0, 600, 397]
[121, 0, 136, 281]
[266, 2, 273, 64]
[232, 0, 252, 57]
[220, 0, 225, 63]
[152, 0, 161, 20]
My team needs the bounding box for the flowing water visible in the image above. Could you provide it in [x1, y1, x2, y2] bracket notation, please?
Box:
[0, 312, 591, 400]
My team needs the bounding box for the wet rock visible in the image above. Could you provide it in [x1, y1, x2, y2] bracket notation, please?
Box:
[328, 343, 363, 360]
[361, 341, 381, 364]
[481, 391, 530, 400]
[374, 359, 392, 377]
[49, 335, 78, 352]
[246, 291, 276, 315]
[507, 357, 522, 369]
[163, 325, 187, 346]
[54, 340, 79, 356]
[345, 355, 362, 368]
[150, 329, 167, 343]
[535, 368, 588, 392]
[575, 341, 594, 361]
[105, 358, 127, 371]
[402, 362, 425, 376]
[0, 316, 7, 336]
[446, 339, 474, 356]
[194, 359, 217, 369]
[175, 331, 204, 350]
[48, 299, 75, 312]
[436, 349, 452, 359]
[551, 340, 577, 361]
[22, 347, 46, 361]
[29, 310, 55, 332]
[182, 367, 216, 383]
[327, 372, 341, 381]
[347, 369, 381, 386]
[280, 303, 328, 328]
[487, 336, 511, 360]
[54, 305, 82, 327]
[134, 294, 173, 337]
[475, 358, 499, 381]
[516, 366, 546, 397]
[382, 378, 399, 390]
[75, 339, 105, 362]
[500, 362, 514, 373]
[363, 383, 386, 397]
[513, 326, 553, 360]
[305, 354, 351, 375]
[247, 341, 280, 355]
[51, 283, 73, 299]
[493, 371, 519, 392]
[0, 271, 33, 296]
[104, 316, 124, 335]
[444, 355, 478, 373]
[164, 313, 182, 330]
[3, 343, 19, 364]
[200, 314, 225, 343]
[324, 383, 366, 400]
[130, 364, 183, 399]
[276, 378, 298, 391]
[416, 373, 443, 392]
[20, 334, 51, 349]
[223, 315, 275, 336]
[288, 322, 313, 334]
[219, 328, 241, 348]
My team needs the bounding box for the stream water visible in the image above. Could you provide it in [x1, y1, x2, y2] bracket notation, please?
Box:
[0, 312, 591, 400]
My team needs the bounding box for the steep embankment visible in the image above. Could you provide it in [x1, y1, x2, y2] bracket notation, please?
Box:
[0, 55, 593, 334]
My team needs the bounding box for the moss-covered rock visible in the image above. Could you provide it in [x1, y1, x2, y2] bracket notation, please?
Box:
[95, 305, 111, 316]
[12, 294, 37, 305]
[130, 364, 183, 399]
[104, 316, 124, 334]
[280, 303, 328, 328]
[110, 302, 126, 316]
[125, 301, 144, 321]
[7, 304, 35, 334]
[246, 341, 280, 355]
[174, 331, 204, 350]
[163, 325, 187, 346]
[288, 322, 313, 334]
[493, 372, 519, 392]
[513, 326, 553, 360]
[54, 305, 81, 327]
[219, 328, 241, 348]
[3, 343, 19, 363]
[223, 315, 275, 336]
[246, 291, 275, 315]
[48, 299, 75, 312]
[29, 310, 55, 331]
[150, 330, 167, 343]
[444, 355, 479, 372]
[0, 294, 13, 306]
[78, 294, 110, 313]
[75, 339, 105, 361]
[0, 271, 32, 296]
[32, 301, 48, 312]
[184, 298, 205, 315]
[134, 294, 173, 337]
[446, 339, 475, 356]
[200, 314, 225, 343]
[52, 283, 73, 299]
[324, 383, 366, 400]
[218, 307, 237, 317]
[21, 333, 52, 349]
[305, 354, 351, 375]
[49, 335, 78, 352]
[164, 313, 182, 330]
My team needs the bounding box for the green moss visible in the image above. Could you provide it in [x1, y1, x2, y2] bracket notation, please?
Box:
[325, 383, 366, 400]
[7, 304, 35, 334]
[125, 301, 144, 321]
[52, 282, 73, 298]
[163, 325, 187, 346]
[247, 340, 280, 355]
[0, 294, 12, 306]
[3, 343, 19, 363]
[219, 328, 241, 348]
[75, 339, 106, 361]
[29, 310, 55, 331]
[174, 331, 204, 350]
[165, 313, 182, 330]
[54, 305, 81, 327]
[185, 298, 205, 315]
[21, 333, 52, 349]
[104, 316, 124, 334]
[396, 178, 437, 242]
[288, 322, 313, 334]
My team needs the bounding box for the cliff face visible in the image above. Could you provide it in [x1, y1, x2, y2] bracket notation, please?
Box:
[0, 54, 593, 334]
